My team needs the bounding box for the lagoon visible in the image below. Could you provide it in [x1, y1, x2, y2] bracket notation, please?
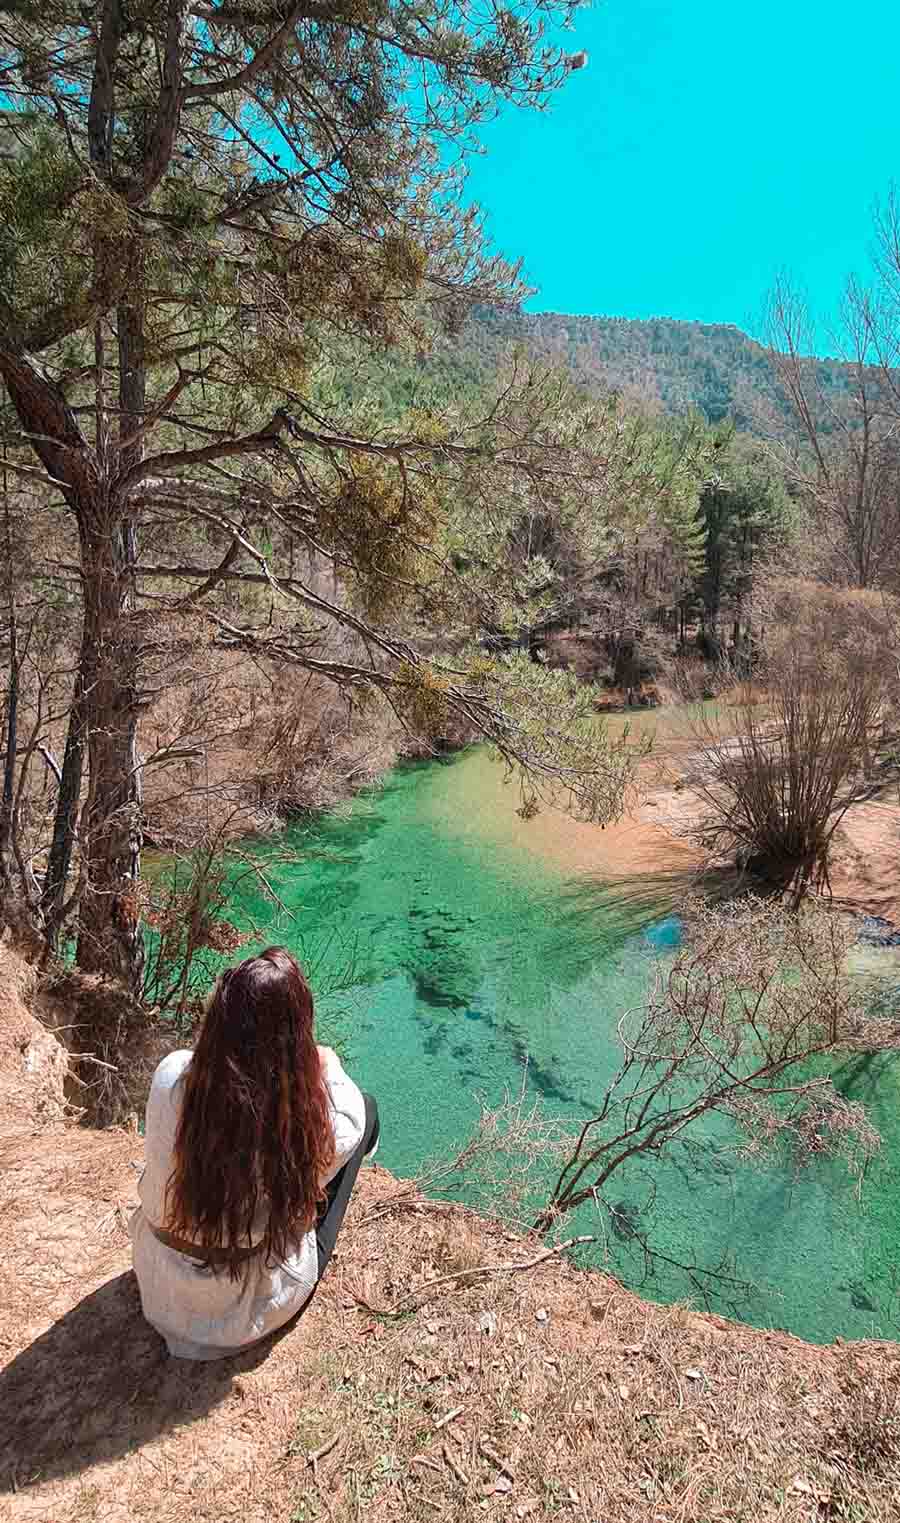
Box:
[215, 743, 900, 1344]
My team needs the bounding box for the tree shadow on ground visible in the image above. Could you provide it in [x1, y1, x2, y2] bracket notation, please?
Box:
[0, 1270, 297, 1491]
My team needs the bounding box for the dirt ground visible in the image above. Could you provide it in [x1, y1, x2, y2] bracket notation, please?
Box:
[827, 797, 900, 922]
[2, 944, 900, 1523]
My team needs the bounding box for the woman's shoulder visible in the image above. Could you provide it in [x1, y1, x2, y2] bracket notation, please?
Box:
[149, 1048, 193, 1097]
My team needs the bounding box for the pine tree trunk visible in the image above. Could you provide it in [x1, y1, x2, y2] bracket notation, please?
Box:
[42, 642, 87, 946]
[0, 475, 17, 891]
[1, 308, 149, 988]
[0, 608, 18, 892]
[72, 489, 145, 988]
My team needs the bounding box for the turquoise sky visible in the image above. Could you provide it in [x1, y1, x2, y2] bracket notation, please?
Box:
[464, 0, 900, 337]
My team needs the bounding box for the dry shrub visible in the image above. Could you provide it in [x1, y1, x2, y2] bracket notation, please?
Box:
[689, 580, 896, 899]
[742, 1090, 883, 1177]
[137, 615, 404, 848]
[138, 615, 267, 845]
[762, 579, 900, 729]
[142, 833, 249, 1020]
[413, 1079, 579, 1234]
[249, 667, 400, 818]
[536, 897, 892, 1247]
[823, 1360, 900, 1481]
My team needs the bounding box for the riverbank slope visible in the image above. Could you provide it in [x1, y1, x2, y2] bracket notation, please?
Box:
[2, 945, 899, 1523]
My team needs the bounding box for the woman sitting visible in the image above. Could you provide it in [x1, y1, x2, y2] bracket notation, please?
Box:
[130, 945, 378, 1360]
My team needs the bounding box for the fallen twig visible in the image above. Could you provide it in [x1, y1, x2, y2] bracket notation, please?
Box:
[71, 1051, 119, 1071]
[391, 1235, 595, 1311]
[407, 1488, 444, 1514]
[410, 1455, 443, 1474]
[358, 1195, 473, 1227]
[442, 1443, 470, 1486]
[434, 1405, 465, 1431]
[308, 1432, 341, 1480]
[479, 1438, 514, 1478]
[657, 1346, 685, 1412]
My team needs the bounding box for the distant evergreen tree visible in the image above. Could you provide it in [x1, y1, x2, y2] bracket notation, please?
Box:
[696, 436, 794, 654]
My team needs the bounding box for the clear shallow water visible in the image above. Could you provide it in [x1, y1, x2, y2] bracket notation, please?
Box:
[213, 750, 900, 1345]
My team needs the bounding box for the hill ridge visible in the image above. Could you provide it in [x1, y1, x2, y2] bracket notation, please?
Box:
[355, 304, 859, 436]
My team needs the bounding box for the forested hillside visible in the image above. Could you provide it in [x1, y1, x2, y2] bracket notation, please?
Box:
[357, 306, 859, 433]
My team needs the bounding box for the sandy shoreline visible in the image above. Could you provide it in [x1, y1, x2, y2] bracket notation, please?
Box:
[422, 708, 900, 925]
[636, 755, 900, 925]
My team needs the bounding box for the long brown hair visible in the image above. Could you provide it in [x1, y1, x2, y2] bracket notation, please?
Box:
[166, 946, 335, 1274]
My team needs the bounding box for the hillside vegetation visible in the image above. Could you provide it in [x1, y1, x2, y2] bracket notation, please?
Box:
[351, 307, 860, 434]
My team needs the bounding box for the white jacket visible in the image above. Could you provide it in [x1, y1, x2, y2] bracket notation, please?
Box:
[130, 1046, 366, 1360]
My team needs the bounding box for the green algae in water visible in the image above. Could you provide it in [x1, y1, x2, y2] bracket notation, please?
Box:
[208, 756, 900, 1346]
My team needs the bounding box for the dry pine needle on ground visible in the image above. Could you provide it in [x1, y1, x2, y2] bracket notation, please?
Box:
[2, 1106, 900, 1523]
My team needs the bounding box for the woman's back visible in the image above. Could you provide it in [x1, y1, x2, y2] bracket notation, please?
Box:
[131, 972, 368, 1360]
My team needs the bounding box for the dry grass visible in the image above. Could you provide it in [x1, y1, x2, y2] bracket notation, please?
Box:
[2, 1106, 900, 1523]
[2, 944, 899, 1523]
[432, 1217, 486, 1279]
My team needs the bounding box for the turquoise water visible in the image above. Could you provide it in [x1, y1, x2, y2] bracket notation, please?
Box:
[215, 752, 900, 1345]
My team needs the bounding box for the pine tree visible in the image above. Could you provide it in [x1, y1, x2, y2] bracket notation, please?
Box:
[0, 3, 699, 985]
